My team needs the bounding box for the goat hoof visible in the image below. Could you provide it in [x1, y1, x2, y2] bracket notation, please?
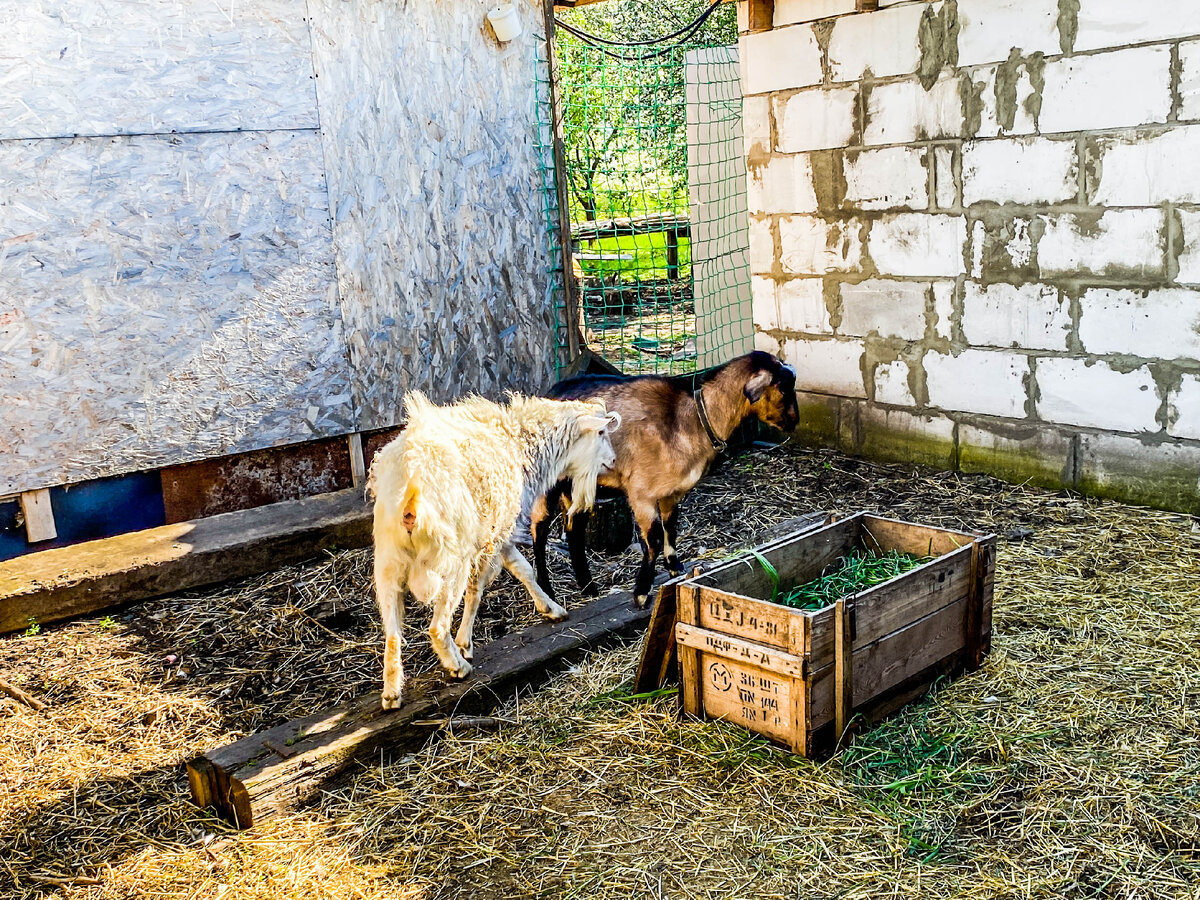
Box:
[666, 558, 685, 576]
[381, 691, 402, 710]
[540, 606, 569, 623]
[634, 594, 649, 609]
[448, 660, 473, 680]
[456, 639, 474, 660]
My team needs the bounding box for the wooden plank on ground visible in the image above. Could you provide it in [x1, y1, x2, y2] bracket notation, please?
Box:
[188, 588, 653, 828]
[0, 488, 372, 635]
[20, 490, 57, 543]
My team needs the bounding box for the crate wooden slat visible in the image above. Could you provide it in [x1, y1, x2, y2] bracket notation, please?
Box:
[633, 511, 832, 694]
[674, 513, 996, 757]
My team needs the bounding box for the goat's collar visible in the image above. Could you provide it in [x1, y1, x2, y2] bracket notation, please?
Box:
[693, 386, 727, 453]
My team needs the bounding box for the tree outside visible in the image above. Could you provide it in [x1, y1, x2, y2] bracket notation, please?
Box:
[555, 0, 738, 227]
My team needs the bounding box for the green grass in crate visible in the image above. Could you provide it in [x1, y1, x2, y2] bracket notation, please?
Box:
[752, 549, 934, 611]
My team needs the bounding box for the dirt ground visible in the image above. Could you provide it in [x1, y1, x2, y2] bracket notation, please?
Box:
[2, 443, 1199, 899]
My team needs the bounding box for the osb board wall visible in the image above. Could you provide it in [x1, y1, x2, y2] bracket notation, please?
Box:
[0, 0, 558, 496]
[0, 0, 318, 138]
[307, 0, 558, 428]
[0, 130, 356, 495]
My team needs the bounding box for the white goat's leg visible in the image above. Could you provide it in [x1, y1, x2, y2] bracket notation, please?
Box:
[428, 568, 473, 679]
[374, 541, 408, 710]
[457, 552, 501, 660]
[501, 542, 568, 622]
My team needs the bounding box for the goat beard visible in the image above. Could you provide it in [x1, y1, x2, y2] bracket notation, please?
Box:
[564, 467, 599, 525]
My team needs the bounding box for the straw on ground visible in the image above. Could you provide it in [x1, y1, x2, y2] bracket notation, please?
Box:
[2, 446, 1198, 898]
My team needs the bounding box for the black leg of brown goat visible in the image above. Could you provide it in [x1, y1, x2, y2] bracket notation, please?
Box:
[533, 481, 601, 600]
[532, 350, 801, 608]
[531, 486, 560, 600]
[565, 501, 598, 595]
[660, 497, 684, 575]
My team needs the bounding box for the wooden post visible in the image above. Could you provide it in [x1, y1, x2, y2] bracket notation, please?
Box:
[788, 602, 809, 756]
[347, 433, 366, 489]
[964, 538, 994, 671]
[675, 583, 703, 716]
[856, 0, 879, 10]
[634, 576, 684, 694]
[834, 597, 853, 749]
[542, 0, 582, 364]
[665, 229, 680, 280]
[20, 489, 57, 543]
[746, 0, 774, 32]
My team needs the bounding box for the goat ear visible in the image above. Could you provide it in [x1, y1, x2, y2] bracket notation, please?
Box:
[744, 370, 773, 403]
[578, 414, 608, 432]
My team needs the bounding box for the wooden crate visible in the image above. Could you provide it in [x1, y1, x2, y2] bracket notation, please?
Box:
[674, 513, 996, 757]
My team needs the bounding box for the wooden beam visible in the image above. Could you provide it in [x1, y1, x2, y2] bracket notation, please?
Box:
[746, 0, 774, 32]
[542, 0, 583, 364]
[0, 488, 372, 635]
[20, 489, 56, 543]
[347, 433, 366, 489]
[161, 436, 354, 523]
[965, 536, 996, 670]
[857, 0, 879, 10]
[571, 213, 690, 244]
[188, 588, 654, 828]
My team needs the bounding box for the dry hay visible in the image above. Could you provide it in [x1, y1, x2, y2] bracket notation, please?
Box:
[2, 445, 1200, 898]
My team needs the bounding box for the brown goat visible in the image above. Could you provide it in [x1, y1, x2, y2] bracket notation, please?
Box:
[532, 351, 800, 607]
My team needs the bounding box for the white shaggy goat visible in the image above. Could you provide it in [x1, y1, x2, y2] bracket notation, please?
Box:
[368, 391, 619, 709]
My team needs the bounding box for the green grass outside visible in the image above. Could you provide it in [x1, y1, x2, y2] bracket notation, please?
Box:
[576, 232, 692, 283]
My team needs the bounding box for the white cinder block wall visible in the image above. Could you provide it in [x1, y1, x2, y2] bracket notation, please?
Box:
[741, 0, 1200, 511]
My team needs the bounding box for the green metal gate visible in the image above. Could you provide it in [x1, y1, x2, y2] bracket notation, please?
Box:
[537, 0, 754, 376]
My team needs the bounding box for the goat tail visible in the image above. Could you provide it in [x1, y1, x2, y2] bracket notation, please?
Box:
[400, 481, 420, 533]
[393, 470, 444, 556]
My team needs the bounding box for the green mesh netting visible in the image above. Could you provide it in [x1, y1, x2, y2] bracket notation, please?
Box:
[537, 0, 753, 376]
